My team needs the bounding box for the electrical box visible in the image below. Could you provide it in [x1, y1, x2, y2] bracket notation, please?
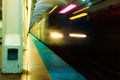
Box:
[2, 35, 23, 73]
[2, 0, 23, 73]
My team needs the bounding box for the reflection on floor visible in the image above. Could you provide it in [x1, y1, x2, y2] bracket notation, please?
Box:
[30, 34, 86, 80]
[0, 34, 86, 80]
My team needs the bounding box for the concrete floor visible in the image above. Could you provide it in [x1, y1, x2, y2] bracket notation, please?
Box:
[0, 36, 51, 80]
[0, 34, 86, 80]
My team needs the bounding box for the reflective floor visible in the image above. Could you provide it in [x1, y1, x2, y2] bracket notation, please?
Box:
[0, 35, 51, 80]
[0, 34, 86, 80]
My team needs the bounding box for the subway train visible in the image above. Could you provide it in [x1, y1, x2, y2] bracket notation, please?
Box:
[30, 3, 120, 79]
[30, 17, 89, 46]
[30, 4, 89, 46]
[30, 3, 120, 47]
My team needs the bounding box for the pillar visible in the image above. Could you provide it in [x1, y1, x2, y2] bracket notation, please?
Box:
[2, 0, 23, 73]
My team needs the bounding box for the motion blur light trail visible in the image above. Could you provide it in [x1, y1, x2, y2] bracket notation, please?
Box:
[73, 6, 90, 14]
[69, 33, 87, 38]
[58, 4, 78, 14]
[49, 5, 58, 14]
[69, 13, 88, 20]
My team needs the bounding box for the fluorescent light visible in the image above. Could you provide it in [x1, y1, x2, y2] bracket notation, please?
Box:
[73, 6, 90, 14]
[69, 33, 87, 38]
[88, 2, 92, 6]
[49, 5, 58, 14]
[82, 0, 86, 2]
[58, 4, 78, 14]
[69, 13, 88, 20]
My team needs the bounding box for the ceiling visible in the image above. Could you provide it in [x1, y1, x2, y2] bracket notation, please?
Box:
[30, 0, 89, 26]
[0, 0, 120, 24]
[30, 0, 120, 24]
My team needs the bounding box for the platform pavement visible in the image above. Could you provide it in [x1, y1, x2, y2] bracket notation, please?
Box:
[0, 34, 86, 80]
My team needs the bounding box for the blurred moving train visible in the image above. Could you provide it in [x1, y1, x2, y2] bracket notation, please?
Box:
[30, 2, 120, 79]
[30, 3, 120, 47]
[30, 4, 89, 46]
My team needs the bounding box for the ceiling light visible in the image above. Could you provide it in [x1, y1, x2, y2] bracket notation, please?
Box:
[82, 0, 86, 2]
[73, 6, 90, 14]
[69, 13, 88, 20]
[58, 4, 78, 14]
[49, 5, 58, 14]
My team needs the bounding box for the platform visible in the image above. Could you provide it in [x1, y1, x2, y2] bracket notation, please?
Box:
[0, 34, 86, 80]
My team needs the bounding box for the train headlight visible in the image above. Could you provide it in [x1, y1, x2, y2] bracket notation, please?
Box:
[50, 32, 64, 39]
[69, 33, 87, 38]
